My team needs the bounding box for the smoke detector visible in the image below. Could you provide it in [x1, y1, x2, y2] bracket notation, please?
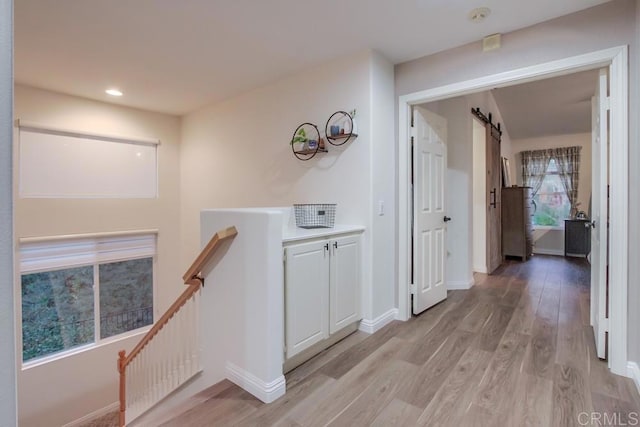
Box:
[468, 7, 491, 23]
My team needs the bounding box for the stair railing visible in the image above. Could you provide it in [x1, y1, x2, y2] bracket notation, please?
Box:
[117, 226, 238, 426]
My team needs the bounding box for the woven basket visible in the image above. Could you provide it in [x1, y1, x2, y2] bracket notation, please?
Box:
[293, 204, 336, 228]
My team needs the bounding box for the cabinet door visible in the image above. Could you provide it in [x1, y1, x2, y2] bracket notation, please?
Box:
[329, 235, 362, 334]
[284, 240, 329, 359]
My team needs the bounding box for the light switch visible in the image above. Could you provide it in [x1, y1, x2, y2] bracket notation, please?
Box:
[378, 200, 385, 216]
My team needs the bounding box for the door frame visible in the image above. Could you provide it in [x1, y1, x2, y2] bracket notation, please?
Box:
[397, 46, 628, 376]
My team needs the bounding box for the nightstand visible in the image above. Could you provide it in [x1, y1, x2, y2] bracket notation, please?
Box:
[564, 219, 591, 257]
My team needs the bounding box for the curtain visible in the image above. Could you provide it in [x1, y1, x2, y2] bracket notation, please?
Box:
[553, 146, 581, 214]
[520, 149, 551, 196]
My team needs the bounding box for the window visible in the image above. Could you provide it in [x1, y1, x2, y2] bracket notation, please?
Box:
[18, 121, 159, 198]
[532, 159, 571, 227]
[20, 233, 156, 363]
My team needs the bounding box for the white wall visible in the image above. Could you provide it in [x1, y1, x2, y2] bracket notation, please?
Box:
[180, 50, 396, 323]
[395, 0, 639, 367]
[369, 52, 397, 315]
[0, 0, 16, 424]
[438, 98, 474, 288]
[513, 133, 592, 255]
[468, 90, 515, 174]
[13, 86, 182, 427]
[421, 90, 514, 287]
[472, 118, 487, 273]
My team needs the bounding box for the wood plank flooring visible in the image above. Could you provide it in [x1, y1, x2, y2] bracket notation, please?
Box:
[154, 256, 639, 427]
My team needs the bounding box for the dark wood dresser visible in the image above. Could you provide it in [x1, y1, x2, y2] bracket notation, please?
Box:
[501, 187, 533, 260]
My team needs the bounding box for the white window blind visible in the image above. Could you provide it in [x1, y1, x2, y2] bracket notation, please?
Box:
[20, 233, 157, 273]
[18, 120, 159, 198]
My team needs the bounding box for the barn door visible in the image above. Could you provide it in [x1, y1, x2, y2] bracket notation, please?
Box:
[486, 124, 502, 274]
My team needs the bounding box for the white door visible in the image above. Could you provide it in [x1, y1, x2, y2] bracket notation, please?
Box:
[329, 235, 361, 334]
[284, 240, 329, 359]
[412, 106, 448, 315]
[591, 68, 609, 359]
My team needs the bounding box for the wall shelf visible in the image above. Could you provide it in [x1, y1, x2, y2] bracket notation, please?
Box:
[290, 110, 357, 160]
[291, 122, 324, 161]
[293, 147, 328, 156]
[325, 111, 357, 146]
[326, 133, 358, 143]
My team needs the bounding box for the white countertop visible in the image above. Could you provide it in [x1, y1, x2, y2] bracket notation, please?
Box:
[282, 225, 365, 243]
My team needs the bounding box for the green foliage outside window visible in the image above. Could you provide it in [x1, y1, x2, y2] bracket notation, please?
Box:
[21, 266, 94, 361]
[21, 258, 153, 362]
[532, 160, 571, 227]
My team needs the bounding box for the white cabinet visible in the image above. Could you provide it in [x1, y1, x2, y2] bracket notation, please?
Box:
[330, 234, 361, 334]
[284, 240, 329, 359]
[284, 233, 361, 360]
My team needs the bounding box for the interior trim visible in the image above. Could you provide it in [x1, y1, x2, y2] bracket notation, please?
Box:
[397, 45, 629, 376]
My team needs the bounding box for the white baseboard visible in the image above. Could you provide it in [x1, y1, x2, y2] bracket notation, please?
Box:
[62, 401, 119, 427]
[473, 266, 488, 274]
[359, 308, 398, 334]
[627, 362, 640, 394]
[225, 362, 286, 403]
[447, 278, 474, 290]
[533, 248, 564, 256]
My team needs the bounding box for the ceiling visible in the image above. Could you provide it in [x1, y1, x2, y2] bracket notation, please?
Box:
[492, 69, 599, 140]
[15, 0, 609, 116]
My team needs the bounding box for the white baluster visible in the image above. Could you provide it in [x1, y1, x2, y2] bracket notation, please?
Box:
[150, 336, 160, 402]
[131, 357, 138, 409]
[173, 316, 180, 388]
[137, 354, 142, 406]
[148, 347, 154, 406]
[125, 362, 131, 411]
[121, 284, 206, 424]
[192, 290, 200, 372]
[179, 307, 186, 382]
[142, 347, 151, 408]
[169, 318, 176, 389]
[141, 350, 147, 409]
[185, 296, 193, 376]
[160, 324, 168, 399]
[131, 356, 137, 408]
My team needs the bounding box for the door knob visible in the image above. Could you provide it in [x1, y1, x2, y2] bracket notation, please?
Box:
[444, 216, 452, 222]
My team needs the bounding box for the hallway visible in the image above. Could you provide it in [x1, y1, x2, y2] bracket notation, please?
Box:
[152, 256, 640, 426]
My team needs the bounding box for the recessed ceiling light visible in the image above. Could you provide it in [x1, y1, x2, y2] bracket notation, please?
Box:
[468, 7, 491, 23]
[105, 88, 123, 97]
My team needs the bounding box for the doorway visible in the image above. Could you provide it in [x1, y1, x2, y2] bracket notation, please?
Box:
[398, 46, 628, 376]
[472, 117, 487, 274]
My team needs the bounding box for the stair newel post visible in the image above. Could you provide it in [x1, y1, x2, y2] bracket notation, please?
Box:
[118, 350, 127, 427]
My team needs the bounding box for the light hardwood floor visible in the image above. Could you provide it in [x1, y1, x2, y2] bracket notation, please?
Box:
[149, 256, 640, 426]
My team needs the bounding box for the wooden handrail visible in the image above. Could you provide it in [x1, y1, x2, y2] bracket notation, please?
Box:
[118, 225, 238, 426]
[122, 282, 201, 367]
[183, 226, 238, 285]
[121, 225, 237, 366]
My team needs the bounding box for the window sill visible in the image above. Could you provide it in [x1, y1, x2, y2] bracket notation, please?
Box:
[21, 326, 151, 371]
[533, 225, 565, 231]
